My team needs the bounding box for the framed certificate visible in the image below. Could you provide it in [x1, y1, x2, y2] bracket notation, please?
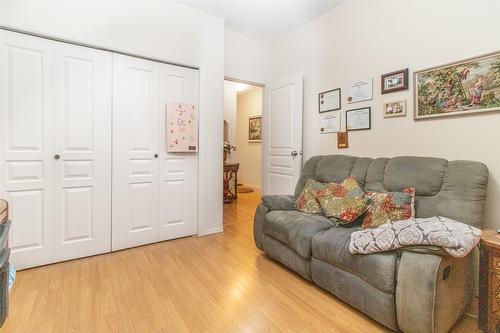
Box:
[318, 88, 341, 113]
[346, 107, 371, 131]
[319, 111, 341, 134]
[347, 79, 373, 103]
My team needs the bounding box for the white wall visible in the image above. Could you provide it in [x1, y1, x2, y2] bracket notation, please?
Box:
[0, 0, 225, 235]
[225, 29, 270, 84]
[236, 87, 262, 189]
[223, 81, 238, 162]
[270, 0, 500, 228]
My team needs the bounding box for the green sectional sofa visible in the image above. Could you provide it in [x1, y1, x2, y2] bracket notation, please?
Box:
[253, 155, 488, 333]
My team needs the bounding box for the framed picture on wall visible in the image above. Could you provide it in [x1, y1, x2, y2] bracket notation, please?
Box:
[381, 68, 409, 94]
[414, 51, 500, 119]
[318, 88, 341, 113]
[346, 107, 371, 131]
[384, 99, 407, 118]
[248, 115, 262, 142]
[166, 103, 198, 152]
[347, 79, 373, 103]
[337, 132, 349, 148]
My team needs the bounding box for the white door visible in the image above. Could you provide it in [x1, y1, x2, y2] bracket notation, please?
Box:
[263, 74, 303, 195]
[0, 31, 55, 268]
[158, 64, 198, 241]
[112, 54, 160, 250]
[52, 42, 112, 261]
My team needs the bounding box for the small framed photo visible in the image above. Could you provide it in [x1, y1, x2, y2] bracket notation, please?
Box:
[346, 107, 371, 131]
[248, 115, 262, 142]
[381, 68, 409, 94]
[318, 88, 341, 113]
[384, 99, 407, 118]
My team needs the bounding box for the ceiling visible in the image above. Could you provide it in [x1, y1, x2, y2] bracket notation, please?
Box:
[175, 0, 344, 42]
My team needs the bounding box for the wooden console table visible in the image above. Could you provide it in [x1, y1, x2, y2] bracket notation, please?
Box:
[223, 163, 239, 203]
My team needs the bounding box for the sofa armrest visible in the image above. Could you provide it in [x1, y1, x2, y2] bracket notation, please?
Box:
[396, 250, 474, 333]
[261, 195, 297, 211]
[253, 203, 269, 251]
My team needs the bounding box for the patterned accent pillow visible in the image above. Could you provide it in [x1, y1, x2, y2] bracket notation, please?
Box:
[295, 179, 334, 214]
[350, 216, 481, 258]
[361, 188, 415, 229]
[316, 176, 372, 224]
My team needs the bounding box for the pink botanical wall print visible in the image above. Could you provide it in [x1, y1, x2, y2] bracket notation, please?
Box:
[166, 103, 198, 152]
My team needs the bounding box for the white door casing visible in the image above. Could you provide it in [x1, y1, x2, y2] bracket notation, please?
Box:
[263, 74, 303, 195]
[52, 42, 112, 261]
[0, 31, 55, 268]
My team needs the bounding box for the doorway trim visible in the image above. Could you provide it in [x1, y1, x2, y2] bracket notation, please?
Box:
[224, 76, 268, 195]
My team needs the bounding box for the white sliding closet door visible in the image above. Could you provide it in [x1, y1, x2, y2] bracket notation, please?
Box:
[1, 30, 199, 265]
[112, 54, 160, 250]
[52, 42, 112, 261]
[112, 55, 199, 250]
[0, 31, 55, 268]
[158, 64, 198, 241]
[0, 30, 112, 269]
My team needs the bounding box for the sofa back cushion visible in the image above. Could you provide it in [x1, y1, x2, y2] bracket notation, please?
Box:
[295, 155, 372, 196]
[296, 155, 489, 228]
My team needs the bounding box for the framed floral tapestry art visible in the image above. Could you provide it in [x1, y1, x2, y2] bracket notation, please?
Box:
[414, 51, 500, 119]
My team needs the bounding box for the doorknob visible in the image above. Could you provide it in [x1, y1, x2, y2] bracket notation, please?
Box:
[291, 151, 298, 156]
[154, 153, 159, 159]
[54, 154, 60, 160]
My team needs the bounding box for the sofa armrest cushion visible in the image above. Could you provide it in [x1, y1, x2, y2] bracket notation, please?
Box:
[396, 251, 474, 333]
[261, 195, 297, 211]
[398, 245, 450, 257]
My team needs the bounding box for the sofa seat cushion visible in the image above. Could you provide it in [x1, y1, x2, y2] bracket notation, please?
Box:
[263, 210, 333, 259]
[312, 227, 398, 293]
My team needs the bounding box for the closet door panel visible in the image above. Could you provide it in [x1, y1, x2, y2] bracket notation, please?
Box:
[0, 31, 54, 269]
[52, 42, 112, 261]
[112, 54, 160, 250]
[158, 65, 198, 240]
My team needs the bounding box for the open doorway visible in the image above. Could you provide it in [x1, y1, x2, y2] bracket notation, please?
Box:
[223, 79, 263, 222]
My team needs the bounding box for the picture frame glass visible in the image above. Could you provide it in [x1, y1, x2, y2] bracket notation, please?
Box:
[384, 100, 407, 118]
[385, 74, 404, 89]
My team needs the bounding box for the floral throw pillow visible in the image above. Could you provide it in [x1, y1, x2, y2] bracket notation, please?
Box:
[361, 188, 415, 229]
[317, 176, 372, 224]
[295, 179, 334, 214]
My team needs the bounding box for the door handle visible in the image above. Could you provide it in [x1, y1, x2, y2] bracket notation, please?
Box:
[154, 153, 159, 159]
[54, 154, 60, 160]
[291, 151, 298, 156]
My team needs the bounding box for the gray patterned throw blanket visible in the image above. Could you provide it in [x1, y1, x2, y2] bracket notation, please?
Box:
[349, 216, 481, 258]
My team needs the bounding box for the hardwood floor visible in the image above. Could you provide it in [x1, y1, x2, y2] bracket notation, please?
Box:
[4, 190, 479, 332]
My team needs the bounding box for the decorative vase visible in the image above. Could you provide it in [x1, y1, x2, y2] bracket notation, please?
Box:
[224, 151, 228, 163]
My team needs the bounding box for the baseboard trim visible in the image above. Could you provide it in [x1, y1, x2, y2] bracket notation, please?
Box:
[202, 227, 224, 236]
